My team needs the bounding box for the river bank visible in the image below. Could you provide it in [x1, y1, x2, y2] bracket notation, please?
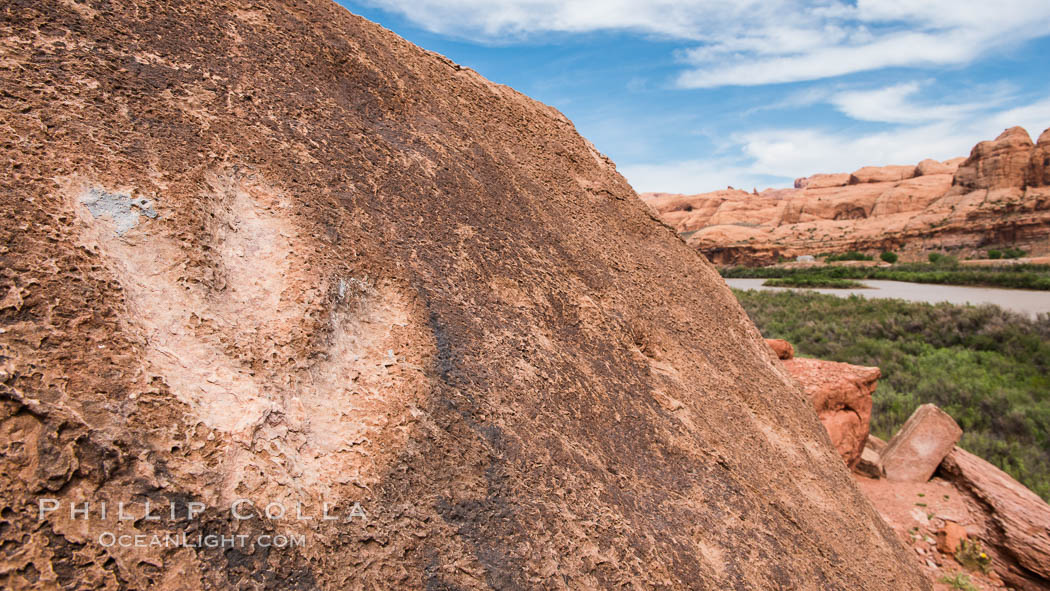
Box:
[726, 278, 1050, 318]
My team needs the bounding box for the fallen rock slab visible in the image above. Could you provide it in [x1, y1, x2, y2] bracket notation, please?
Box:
[867, 434, 889, 454]
[856, 445, 884, 478]
[940, 446, 1050, 590]
[782, 358, 879, 468]
[882, 404, 962, 482]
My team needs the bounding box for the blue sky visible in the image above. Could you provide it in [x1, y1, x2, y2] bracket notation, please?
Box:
[337, 1, 1050, 194]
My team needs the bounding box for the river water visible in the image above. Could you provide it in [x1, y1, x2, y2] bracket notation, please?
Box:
[725, 278, 1050, 318]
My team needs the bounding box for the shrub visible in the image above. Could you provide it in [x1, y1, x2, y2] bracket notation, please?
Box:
[880, 251, 899, 264]
[762, 277, 864, 289]
[826, 251, 873, 262]
[939, 573, 978, 591]
[988, 249, 1002, 259]
[955, 539, 993, 574]
[928, 252, 959, 267]
[1004, 247, 1027, 259]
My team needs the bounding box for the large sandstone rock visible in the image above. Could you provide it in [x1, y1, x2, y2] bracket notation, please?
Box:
[765, 338, 794, 360]
[782, 358, 879, 468]
[795, 173, 851, 189]
[0, 1, 929, 590]
[850, 165, 916, 184]
[953, 126, 1035, 191]
[1030, 127, 1050, 187]
[914, 159, 954, 177]
[940, 447, 1050, 590]
[881, 404, 962, 482]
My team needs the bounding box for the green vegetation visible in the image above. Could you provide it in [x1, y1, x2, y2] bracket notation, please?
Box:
[955, 539, 993, 574]
[880, 251, 898, 264]
[988, 247, 1026, 260]
[939, 573, 979, 591]
[721, 262, 1050, 290]
[986, 247, 1027, 260]
[762, 277, 866, 289]
[732, 289, 1050, 500]
[825, 250, 873, 262]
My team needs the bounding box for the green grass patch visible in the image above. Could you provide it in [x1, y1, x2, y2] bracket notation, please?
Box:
[762, 277, 866, 289]
[721, 263, 1050, 290]
[732, 288, 1050, 500]
[939, 573, 979, 591]
[825, 250, 873, 262]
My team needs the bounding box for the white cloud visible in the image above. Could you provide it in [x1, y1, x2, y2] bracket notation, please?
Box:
[827, 82, 1003, 124]
[622, 97, 1050, 193]
[988, 100, 1050, 138]
[676, 29, 985, 88]
[620, 159, 784, 194]
[358, 0, 1050, 87]
[737, 123, 972, 178]
[356, 0, 783, 40]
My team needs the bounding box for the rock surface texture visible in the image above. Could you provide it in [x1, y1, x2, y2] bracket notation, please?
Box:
[941, 447, 1050, 591]
[0, 1, 928, 590]
[642, 127, 1050, 265]
[882, 405, 962, 483]
[781, 358, 879, 468]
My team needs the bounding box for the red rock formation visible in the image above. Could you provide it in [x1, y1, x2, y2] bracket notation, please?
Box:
[940, 447, 1050, 590]
[765, 338, 794, 360]
[850, 164, 916, 185]
[0, 1, 931, 589]
[1030, 128, 1050, 187]
[782, 358, 879, 468]
[882, 404, 962, 483]
[641, 127, 1050, 265]
[795, 173, 850, 189]
[915, 159, 954, 177]
[953, 127, 1036, 191]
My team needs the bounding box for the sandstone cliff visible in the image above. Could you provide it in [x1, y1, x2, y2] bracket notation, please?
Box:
[0, 1, 930, 589]
[643, 128, 1050, 265]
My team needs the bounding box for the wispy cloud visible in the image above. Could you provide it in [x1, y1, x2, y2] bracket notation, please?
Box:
[358, 0, 1050, 86]
[619, 159, 782, 195]
[827, 82, 1010, 124]
[625, 95, 1050, 192]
